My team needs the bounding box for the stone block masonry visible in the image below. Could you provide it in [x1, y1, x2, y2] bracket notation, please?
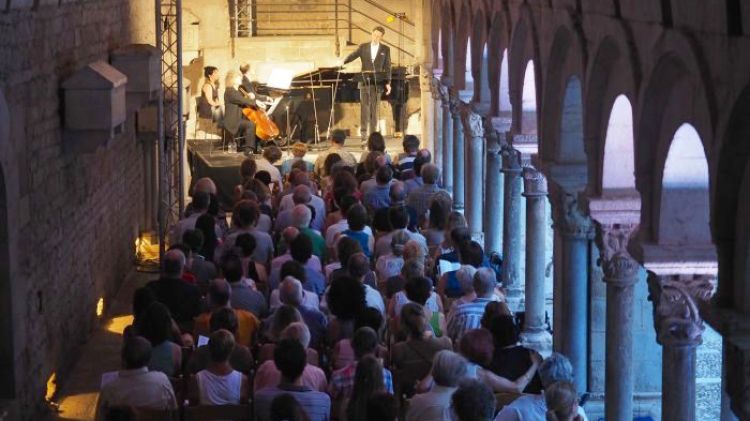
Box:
[0, 1, 148, 419]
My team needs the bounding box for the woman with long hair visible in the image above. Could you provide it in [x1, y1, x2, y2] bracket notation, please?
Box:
[345, 355, 386, 421]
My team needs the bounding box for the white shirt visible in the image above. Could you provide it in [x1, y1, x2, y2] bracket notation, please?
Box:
[325, 219, 373, 248]
[278, 193, 326, 232]
[255, 158, 283, 190]
[269, 288, 320, 311]
[370, 43, 380, 63]
[96, 368, 177, 420]
[364, 283, 386, 314]
[493, 393, 588, 421]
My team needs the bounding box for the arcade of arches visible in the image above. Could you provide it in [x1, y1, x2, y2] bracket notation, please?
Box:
[3, 0, 750, 420]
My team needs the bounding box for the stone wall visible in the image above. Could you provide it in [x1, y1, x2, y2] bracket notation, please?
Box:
[0, 1, 151, 418]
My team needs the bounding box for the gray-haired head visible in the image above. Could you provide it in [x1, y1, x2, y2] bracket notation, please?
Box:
[291, 204, 312, 228]
[473, 267, 496, 298]
[421, 163, 440, 185]
[280, 321, 311, 349]
[539, 352, 574, 388]
[431, 350, 468, 387]
[456, 265, 478, 295]
[279, 276, 304, 307]
[292, 185, 312, 205]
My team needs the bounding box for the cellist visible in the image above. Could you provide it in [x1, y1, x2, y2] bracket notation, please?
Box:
[223, 71, 257, 155]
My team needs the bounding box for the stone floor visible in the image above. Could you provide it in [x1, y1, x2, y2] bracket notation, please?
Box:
[48, 270, 153, 421]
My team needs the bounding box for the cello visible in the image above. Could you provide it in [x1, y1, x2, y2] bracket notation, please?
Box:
[238, 85, 280, 143]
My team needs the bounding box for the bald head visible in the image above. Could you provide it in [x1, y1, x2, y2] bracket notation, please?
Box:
[193, 177, 217, 195]
[209, 278, 231, 308]
[282, 226, 300, 244]
[389, 181, 406, 204]
[291, 204, 312, 228]
[292, 185, 312, 205]
[163, 249, 186, 278]
[122, 336, 152, 369]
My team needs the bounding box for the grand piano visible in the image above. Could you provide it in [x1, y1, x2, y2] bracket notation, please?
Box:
[255, 66, 409, 142]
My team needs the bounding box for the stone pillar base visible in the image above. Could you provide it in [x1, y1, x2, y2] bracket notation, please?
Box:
[505, 293, 525, 314]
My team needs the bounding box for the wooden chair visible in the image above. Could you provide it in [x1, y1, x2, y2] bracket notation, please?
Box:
[183, 404, 252, 421]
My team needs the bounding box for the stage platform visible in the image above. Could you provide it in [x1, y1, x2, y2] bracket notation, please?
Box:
[187, 135, 405, 208]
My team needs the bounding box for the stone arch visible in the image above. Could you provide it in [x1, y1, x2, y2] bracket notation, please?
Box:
[658, 123, 711, 245]
[508, 4, 540, 135]
[540, 23, 586, 165]
[486, 10, 511, 116]
[602, 95, 636, 190]
[431, 3, 442, 71]
[636, 33, 714, 243]
[716, 84, 750, 310]
[584, 31, 638, 195]
[450, 3, 472, 91]
[439, 1, 457, 86]
[468, 10, 490, 104]
[0, 89, 15, 400]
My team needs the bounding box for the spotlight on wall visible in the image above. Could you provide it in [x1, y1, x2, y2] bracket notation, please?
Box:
[386, 15, 395, 23]
[135, 231, 160, 271]
[96, 298, 104, 318]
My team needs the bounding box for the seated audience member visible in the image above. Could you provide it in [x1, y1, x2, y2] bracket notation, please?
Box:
[447, 268, 501, 342]
[167, 243, 198, 284]
[188, 329, 249, 405]
[269, 393, 313, 421]
[259, 306, 319, 366]
[256, 146, 283, 191]
[319, 153, 343, 194]
[195, 213, 220, 262]
[274, 185, 312, 236]
[340, 204, 374, 258]
[438, 236, 483, 299]
[182, 229, 217, 289]
[421, 192, 452, 256]
[392, 303, 452, 397]
[347, 252, 385, 314]
[372, 181, 418, 233]
[169, 190, 211, 246]
[269, 266, 320, 311]
[146, 249, 202, 329]
[223, 200, 274, 266]
[235, 233, 269, 288]
[394, 134, 420, 178]
[292, 204, 327, 261]
[187, 308, 253, 375]
[255, 323, 328, 392]
[332, 307, 387, 370]
[324, 275, 367, 345]
[329, 327, 394, 405]
[459, 329, 540, 393]
[389, 275, 442, 323]
[405, 350, 467, 421]
[345, 355, 388, 421]
[374, 206, 427, 259]
[278, 172, 326, 231]
[403, 153, 427, 195]
[359, 153, 387, 197]
[281, 142, 314, 176]
[193, 279, 261, 348]
[324, 181, 359, 230]
[366, 392, 398, 421]
[254, 339, 331, 421]
[314, 129, 357, 175]
[270, 228, 323, 283]
[222, 249, 267, 318]
[494, 353, 588, 421]
[406, 163, 445, 221]
[359, 132, 388, 164]
[451, 379, 496, 421]
[275, 277, 328, 350]
[375, 230, 409, 286]
[481, 301, 513, 329]
[96, 336, 177, 420]
[140, 302, 182, 377]
[544, 381, 585, 421]
[325, 236, 361, 283]
[325, 195, 368, 249]
[363, 165, 394, 212]
[383, 258, 424, 301]
[449, 265, 479, 310]
[290, 233, 326, 295]
[124, 287, 157, 339]
[434, 214, 469, 262]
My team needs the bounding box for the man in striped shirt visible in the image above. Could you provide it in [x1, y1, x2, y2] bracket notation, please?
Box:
[447, 268, 499, 342]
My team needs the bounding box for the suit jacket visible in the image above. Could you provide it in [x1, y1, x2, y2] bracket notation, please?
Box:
[344, 42, 392, 84]
[223, 87, 255, 134]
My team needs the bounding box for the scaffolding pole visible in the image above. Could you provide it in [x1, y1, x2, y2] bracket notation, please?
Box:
[156, 0, 185, 260]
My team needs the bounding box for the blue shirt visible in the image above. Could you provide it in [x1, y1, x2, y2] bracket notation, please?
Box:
[447, 298, 494, 342]
[280, 157, 314, 177]
[343, 229, 372, 258]
[303, 266, 327, 296]
[254, 383, 331, 421]
[364, 184, 392, 211]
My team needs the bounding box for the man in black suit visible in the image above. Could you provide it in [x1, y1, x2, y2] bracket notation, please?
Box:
[343, 26, 392, 139]
[223, 71, 257, 154]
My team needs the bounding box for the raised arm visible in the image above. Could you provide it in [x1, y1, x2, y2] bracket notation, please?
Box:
[343, 45, 362, 65]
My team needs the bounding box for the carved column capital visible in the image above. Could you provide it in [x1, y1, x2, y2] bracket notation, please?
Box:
[595, 223, 640, 285]
[647, 273, 716, 346]
[501, 146, 522, 175]
[430, 76, 443, 101]
[460, 108, 485, 139]
[437, 83, 451, 107]
[448, 94, 463, 116]
[553, 194, 595, 240]
[522, 167, 547, 197]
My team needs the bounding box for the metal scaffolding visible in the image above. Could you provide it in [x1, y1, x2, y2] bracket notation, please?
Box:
[156, 0, 186, 259]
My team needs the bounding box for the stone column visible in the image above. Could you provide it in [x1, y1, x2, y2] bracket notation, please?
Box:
[595, 222, 640, 421]
[451, 98, 465, 211]
[430, 77, 443, 171]
[483, 130, 504, 255]
[648, 273, 715, 421]
[520, 168, 552, 353]
[501, 146, 524, 310]
[553, 193, 594, 393]
[420, 71, 436, 154]
[461, 108, 485, 244]
[439, 85, 453, 195]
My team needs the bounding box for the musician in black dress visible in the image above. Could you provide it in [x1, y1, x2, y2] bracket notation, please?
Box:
[223, 71, 257, 154]
[197, 66, 221, 122]
[343, 26, 392, 139]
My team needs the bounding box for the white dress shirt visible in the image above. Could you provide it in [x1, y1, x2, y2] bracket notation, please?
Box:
[370, 43, 380, 63]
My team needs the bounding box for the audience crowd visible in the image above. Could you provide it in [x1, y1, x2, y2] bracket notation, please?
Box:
[96, 131, 588, 421]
